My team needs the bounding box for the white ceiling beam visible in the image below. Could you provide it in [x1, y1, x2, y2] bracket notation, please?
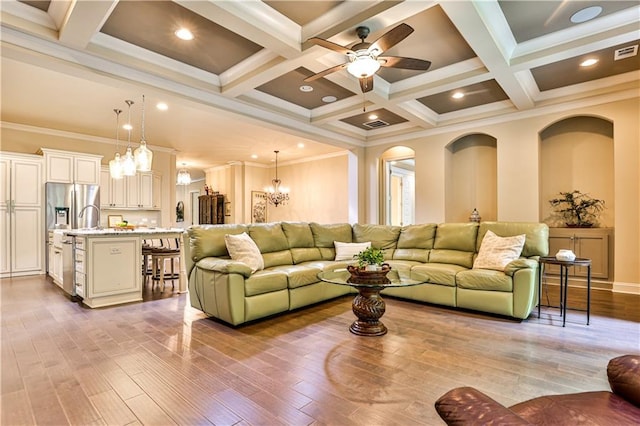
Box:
[440, 0, 535, 110]
[58, 0, 117, 48]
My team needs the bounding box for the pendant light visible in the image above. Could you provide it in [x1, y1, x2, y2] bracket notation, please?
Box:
[108, 108, 124, 179]
[121, 99, 137, 177]
[176, 163, 192, 185]
[266, 150, 289, 207]
[134, 94, 153, 171]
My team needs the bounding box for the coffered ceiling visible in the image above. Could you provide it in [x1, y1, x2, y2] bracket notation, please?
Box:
[1, 1, 638, 169]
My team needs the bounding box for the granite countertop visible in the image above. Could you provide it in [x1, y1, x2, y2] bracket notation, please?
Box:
[64, 228, 185, 236]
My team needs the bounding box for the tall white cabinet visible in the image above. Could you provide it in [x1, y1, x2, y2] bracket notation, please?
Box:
[0, 152, 43, 277]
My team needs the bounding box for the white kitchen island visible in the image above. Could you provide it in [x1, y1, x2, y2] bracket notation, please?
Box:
[65, 228, 186, 308]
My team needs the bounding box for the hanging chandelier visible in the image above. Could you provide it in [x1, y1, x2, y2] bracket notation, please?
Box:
[108, 108, 124, 179]
[134, 94, 153, 171]
[176, 163, 192, 185]
[121, 99, 137, 177]
[266, 150, 289, 207]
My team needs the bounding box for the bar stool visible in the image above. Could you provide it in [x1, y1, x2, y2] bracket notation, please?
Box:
[141, 239, 155, 285]
[150, 238, 180, 292]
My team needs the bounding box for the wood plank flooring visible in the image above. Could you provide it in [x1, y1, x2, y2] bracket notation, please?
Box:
[1, 275, 639, 425]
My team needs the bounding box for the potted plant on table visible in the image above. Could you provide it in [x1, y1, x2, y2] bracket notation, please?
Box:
[354, 247, 385, 270]
[548, 190, 605, 228]
[347, 246, 391, 284]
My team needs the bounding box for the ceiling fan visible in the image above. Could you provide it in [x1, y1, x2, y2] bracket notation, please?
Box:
[304, 23, 431, 93]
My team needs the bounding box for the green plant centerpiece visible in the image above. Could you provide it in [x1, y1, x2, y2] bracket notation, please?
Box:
[548, 190, 605, 228]
[347, 247, 391, 284]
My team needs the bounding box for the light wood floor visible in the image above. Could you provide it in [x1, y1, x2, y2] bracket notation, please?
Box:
[1, 275, 639, 425]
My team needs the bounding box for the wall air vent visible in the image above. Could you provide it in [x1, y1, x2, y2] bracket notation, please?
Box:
[614, 45, 638, 61]
[363, 119, 389, 129]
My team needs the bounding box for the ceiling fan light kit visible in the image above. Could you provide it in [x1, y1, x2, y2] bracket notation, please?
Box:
[305, 23, 431, 94]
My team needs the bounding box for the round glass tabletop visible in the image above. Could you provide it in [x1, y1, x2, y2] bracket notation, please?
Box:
[318, 268, 428, 288]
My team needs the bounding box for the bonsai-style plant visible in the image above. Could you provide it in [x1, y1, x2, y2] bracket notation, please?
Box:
[353, 247, 385, 269]
[548, 190, 605, 228]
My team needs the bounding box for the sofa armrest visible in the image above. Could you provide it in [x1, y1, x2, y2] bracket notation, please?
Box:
[196, 257, 253, 278]
[504, 258, 538, 277]
[608, 355, 640, 407]
[435, 387, 532, 426]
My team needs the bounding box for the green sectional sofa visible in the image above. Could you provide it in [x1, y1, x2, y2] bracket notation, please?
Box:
[184, 221, 549, 326]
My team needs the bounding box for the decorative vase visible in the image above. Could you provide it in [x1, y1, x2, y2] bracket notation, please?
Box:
[469, 208, 481, 223]
[555, 249, 576, 261]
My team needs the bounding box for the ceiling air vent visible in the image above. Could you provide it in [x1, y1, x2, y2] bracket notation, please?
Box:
[363, 119, 389, 129]
[614, 45, 638, 61]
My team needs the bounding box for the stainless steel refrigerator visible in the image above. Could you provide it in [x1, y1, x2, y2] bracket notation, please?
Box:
[45, 182, 100, 296]
[45, 182, 101, 231]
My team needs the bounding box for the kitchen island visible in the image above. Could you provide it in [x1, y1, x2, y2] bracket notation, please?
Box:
[65, 228, 186, 308]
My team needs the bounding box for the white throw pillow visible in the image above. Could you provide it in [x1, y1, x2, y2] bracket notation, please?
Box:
[473, 230, 526, 272]
[334, 241, 371, 261]
[224, 232, 264, 273]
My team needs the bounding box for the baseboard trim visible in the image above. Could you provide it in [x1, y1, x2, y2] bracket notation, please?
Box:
[612, 282, 640, 295]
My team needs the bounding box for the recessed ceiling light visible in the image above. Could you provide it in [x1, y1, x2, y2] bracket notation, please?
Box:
[322, 95, 337, 103]
[175, 28, 194, 41]
[452, 92, 465, 99]
[156, 102, 168, 111]
[368, 114, 378, 120]
[299, 85, 314, 92]
[122, 123, 132, 131]
[251, 154, 258, 159]
[297, 143, 305, 148]
[580, 58, 599, 67]
[570, 6, 602, 24]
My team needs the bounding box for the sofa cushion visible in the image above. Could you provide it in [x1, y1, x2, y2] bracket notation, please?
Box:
[263, 250, 294, 268]
[282, 222, 314, 248]
[244, 270, 288, 296]
[270, 265, 323, 289]
[353, 224, 401, 249]
[188, 224, 248, 261]
[429, 249, 475, 269]
[411, 263, 467, 287]
[310, 223, 353, 247]
[224, 232, 264, 273]
[397, 224, 437, 249]
[248, 223, 289, 253]
[393, 248, 429, 263]
[290, 247, 322, 264]
[473, 230, 525, 272]
[456, 269, 513, 292]
[434, 222, 478, 252]
[334, 241, 371, 261]
[479, 222, 549, 258]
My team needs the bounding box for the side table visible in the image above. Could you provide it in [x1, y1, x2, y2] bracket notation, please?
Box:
[538, 256, 592, 326]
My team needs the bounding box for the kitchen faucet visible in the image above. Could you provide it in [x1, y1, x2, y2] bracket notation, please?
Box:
[79, 204, 101, 229]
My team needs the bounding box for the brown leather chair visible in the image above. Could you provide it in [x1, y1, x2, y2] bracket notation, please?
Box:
[435, 354, 640, 425]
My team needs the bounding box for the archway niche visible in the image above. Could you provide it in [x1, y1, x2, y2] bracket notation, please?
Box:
[445, 133, 497, 222]
[539, 115, 614, 227]
[380, 146, 415, 226]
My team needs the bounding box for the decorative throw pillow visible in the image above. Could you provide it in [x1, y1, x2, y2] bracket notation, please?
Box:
[224, 232, 264, 273]
[334, 241, 371, 261]
[473, 230, 526, 271]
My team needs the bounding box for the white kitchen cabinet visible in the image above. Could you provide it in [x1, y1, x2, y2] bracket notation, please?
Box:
[126, 172, 153, 209]
[101, 168, 160, 210]
[0, 152, 43, 277]
[77, 236, 141, 308]
[100, 167, 127, 208]
[152, 173, 162, 210]
[40, 148, 102, 184]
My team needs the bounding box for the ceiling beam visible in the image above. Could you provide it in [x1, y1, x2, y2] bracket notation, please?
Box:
[58, 0, 117, 48]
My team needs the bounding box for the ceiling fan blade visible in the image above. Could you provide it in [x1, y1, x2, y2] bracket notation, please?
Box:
[307, 37, 353, 55]
[359, 76, 374, 93]
[368, 23, 414, 54]
[379, 56, 431, 71]
[303, 63, 348, 82]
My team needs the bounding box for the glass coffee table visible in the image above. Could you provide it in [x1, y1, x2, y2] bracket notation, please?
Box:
[318, 269, 428, 336]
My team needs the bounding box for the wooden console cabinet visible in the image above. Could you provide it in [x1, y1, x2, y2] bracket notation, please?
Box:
[199, 194, 225, 224]
[547, 227, 613, 280]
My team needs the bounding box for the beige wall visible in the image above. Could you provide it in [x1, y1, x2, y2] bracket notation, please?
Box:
[366, 97, 640, 291]
[1, 125, 177, 227]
